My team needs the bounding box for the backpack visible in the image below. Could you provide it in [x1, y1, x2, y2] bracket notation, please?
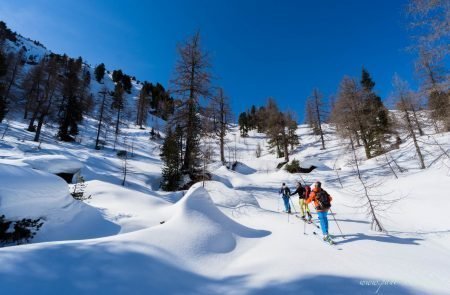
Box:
[302, 185, 311, 200]
[280, 186, 290, 196]
[316, 189, 331, 210]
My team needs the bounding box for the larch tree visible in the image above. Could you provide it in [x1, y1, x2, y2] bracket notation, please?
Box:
[407, 0, 450, 131]
[392, 75, 426, 169]
[209, 87, 232, 165]
[308, 88, 326, 149]
[95, 86, 113, 149]
[34, 55, 61, 142]
[3, 49, 24, 105]
[170, 32, 211, 178]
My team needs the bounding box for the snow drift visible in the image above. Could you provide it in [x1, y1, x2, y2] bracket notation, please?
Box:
[0, 164, 119, 242]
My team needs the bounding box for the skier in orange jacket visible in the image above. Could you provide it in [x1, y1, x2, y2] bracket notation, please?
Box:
[306, 181, 333, 242]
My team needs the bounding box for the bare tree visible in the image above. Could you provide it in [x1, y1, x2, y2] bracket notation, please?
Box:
[309, 88, 326, 149]
[3, 49, 24, 103]
[33, 55, 60, 142]
[392, 75, 426, 169]
[407, 1, 450, 131]
[331, 77, 371, 158]
[95, 87, 112, 149]
[170, 32, 212, 177]
[331, 71, 391, 159]
[208, 87, 232, 165]
[407, 0, 449, 57]
[348, 137, 399, 232]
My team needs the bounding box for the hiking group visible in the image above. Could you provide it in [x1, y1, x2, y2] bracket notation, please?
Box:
[279, 181, 333, 243]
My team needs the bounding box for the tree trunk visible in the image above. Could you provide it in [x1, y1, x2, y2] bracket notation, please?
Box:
[95, 92, 106, 149]
[314, 90, 325, 149]
[282, 129, 289, 162]
[404, 109, 425, 169]
[27, 109, 39, 132]
[411, 106, 424, 136]
[4, 62, 19, 101]
[115, 108, 121, 135]
[34, 114, 45, 142]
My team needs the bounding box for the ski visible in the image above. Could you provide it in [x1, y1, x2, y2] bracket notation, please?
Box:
[313, 231, 340, 247]
[295, 214, 320, 229]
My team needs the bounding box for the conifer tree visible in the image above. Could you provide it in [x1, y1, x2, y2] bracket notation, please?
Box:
[122, 74, 132, 93]
[238, 112, 249, 136]
[161, 128, 181, 191]
[360, 68, 391, 156]
[112, 69, 123, 83]
[58, 58, 83, 141]
[112, 82, 124, 136]
[136, 82, 151, 128]
[94, 63, 105, 83]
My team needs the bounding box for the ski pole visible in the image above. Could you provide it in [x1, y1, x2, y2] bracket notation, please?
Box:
[289, 197, 298, 214]
[329, 208, 344, 237]
[303, 215, 306, 235]
[287, 206, 290, 223]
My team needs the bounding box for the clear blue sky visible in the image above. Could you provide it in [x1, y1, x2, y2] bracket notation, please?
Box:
[1, 0, 417, 122]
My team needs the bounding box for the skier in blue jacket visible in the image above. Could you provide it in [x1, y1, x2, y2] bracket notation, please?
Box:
[279, 183, 291, 213]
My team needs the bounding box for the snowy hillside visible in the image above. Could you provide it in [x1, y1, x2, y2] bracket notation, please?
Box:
[1, 109, 450, 294]
[1, 22, 450, 295]
[1, 29, 166, 137]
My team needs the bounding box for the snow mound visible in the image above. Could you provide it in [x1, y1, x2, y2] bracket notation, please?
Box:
[0, 164, 119, 242]
[84, 180, 171, 233]
[205, 181, 260, 209]
[0, 164, 71, 218]
[23, 155, 83, 174]
[211, 166, 252, 188]
[234, 162, 257, 175]
[124, 183, 270, 273]
[167, 184, 269, 253]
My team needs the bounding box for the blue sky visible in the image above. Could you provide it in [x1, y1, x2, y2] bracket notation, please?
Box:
[1, 0, 417, 122]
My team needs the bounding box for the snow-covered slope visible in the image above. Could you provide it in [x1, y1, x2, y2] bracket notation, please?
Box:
[1, 26, 450, 295]
[1, 115, 449, 294]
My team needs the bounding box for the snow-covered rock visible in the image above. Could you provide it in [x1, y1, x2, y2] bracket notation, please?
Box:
[0, 164, 119, 242]
[22, 155, 83, 174]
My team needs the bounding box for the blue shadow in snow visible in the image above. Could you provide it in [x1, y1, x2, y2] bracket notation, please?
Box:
[334, 233, 423, 246]
[249, 274, 418, 295]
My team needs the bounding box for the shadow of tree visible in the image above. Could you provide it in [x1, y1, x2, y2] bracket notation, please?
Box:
[333, 233, 423, 246]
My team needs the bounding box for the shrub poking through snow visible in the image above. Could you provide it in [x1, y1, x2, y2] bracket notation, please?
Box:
[71, 176, 91, 200]
[255, 143, 262, 158]
[285, 159, 301, 173]
[0, 215, 43, 246]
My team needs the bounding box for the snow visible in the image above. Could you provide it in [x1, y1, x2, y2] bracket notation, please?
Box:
[0, 164, 70, 218]
[23, 155, 83, 174]
[0, 33, 449, 295]
[0, 164, 120, 242]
